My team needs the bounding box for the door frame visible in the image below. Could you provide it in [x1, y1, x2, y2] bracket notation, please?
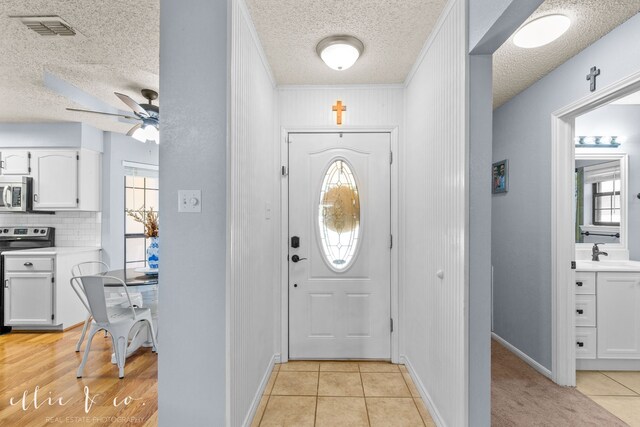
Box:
[551, 69, 640, 386]
[279, 126, 400, 363]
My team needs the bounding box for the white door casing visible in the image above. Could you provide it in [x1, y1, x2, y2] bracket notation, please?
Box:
[289, 132, 391, 359]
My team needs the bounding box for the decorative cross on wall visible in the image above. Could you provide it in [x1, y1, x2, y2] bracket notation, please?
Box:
[586, 66, 600, 92]
[332, 100, 347, 125]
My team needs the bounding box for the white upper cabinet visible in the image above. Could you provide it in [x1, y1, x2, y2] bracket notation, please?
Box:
[32, 151, 79, 209]
[1, 150, 31, 175]
[597, 272, 640, 359]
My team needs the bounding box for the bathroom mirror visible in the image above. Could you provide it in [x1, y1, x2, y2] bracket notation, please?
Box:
[574, 153, 627, 247]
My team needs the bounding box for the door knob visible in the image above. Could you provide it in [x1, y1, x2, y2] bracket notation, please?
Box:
[291, 255, 307, 263]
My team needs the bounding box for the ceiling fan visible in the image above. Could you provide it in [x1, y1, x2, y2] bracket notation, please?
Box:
[66, 89, 160, 143]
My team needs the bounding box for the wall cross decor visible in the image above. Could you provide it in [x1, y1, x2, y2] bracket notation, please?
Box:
[586, 66, 600, 92]
[332, 100, 347, 125]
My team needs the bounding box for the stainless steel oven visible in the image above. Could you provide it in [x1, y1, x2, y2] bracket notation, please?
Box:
[0, 177, 32, 212]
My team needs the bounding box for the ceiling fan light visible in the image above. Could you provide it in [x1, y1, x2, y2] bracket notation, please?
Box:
[317, 36, 364, 71]
[131, 127, 147, 142]
[513, 14, 571, 48]
[143, 124, 159, 142]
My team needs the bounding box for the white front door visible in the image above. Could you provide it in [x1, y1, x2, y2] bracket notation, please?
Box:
[289, 132, 391, 359]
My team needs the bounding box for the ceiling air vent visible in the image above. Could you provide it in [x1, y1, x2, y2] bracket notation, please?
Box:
[11, 15, 76, 36]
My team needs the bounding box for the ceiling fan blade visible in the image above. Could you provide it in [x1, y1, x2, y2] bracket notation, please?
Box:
[127, 123, 142, 136]
[114, 92, 149, 118]
[66, 108, 141, 121]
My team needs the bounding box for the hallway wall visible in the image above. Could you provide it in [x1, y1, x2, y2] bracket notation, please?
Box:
[492, 12, 640, 371]
[229, 1, 279, 426]
[403, 0, 468, 425]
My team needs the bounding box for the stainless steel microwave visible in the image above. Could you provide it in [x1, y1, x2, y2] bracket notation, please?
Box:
[0, 177, 33, 212]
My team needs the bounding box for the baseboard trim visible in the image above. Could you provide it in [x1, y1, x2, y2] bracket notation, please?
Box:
[492, 332, 553, 379]
[400, 355, 446, 427]
[241, 353, 277, 427]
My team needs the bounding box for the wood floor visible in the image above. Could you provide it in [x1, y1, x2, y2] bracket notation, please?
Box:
[0, 326, 158, 426]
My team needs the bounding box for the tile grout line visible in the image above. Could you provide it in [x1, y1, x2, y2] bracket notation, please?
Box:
[598, 371, 640, 396]
[399, 365, 427, 426]
[257, 366, 278, 427]
[314, 365, 319, 427]
[359, 362, 372, 426]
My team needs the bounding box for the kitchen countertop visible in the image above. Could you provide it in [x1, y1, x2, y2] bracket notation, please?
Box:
[576, 260, 640, 272]
[1, 247, 102, 256]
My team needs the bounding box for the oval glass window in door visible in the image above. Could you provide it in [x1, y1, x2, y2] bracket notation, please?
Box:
[318, 159, 360, 270]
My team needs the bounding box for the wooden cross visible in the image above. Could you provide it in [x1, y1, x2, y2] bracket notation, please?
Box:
[332, 100, 347, 125]
[586, 66, 600, 92]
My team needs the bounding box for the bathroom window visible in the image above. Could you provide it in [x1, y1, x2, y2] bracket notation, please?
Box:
[592, 179, 620, 226]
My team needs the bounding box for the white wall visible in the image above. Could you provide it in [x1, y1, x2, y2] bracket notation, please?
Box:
[228, 1, 279, 426]
[158, 0, 228, 425]
[279, 85, 403, 128]
[492, 12, 640, 370]
[403, 1, 468, 425]
[101, 132, 158, 269]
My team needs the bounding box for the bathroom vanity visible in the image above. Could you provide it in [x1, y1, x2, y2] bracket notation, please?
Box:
[575, 261, 640, 370]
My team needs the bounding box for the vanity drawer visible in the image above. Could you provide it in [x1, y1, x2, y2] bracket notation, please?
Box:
[576, 327, 597, 359]
[575, 272, 596, 295]
[576, 295, 596, 327]
[4, 257, 54, 272]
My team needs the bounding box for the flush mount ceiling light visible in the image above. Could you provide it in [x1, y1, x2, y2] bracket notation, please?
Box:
[513, 14, 571, 48]
[316, 35, 364, 71]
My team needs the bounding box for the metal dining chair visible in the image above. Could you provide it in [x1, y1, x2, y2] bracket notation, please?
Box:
[70, 275, 158, 379]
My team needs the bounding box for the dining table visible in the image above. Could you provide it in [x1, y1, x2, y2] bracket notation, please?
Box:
[104, 268, 159, 362]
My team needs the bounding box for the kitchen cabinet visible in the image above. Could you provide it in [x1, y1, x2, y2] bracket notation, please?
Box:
[1, 150, 30, 175]
[32, 151, 78, 209]
[4, 272, 54, 326]
[597, 272, 640, 359]
[3, 248, 100, 330]
[31, 149, 100, 211]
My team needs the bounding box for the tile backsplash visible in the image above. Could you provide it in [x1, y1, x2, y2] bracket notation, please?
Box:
[0, 212, 101, 247]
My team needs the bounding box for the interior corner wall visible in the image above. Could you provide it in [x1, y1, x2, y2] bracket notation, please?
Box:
[402, 0, 468, 425]
[492, 12, 640, 370]
[158, 0, 227, 425]
[101, 132, 158, 270]
[229, 1, 279, 426]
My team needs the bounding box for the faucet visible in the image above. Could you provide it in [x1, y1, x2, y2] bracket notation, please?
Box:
[592, 243, 608, 261]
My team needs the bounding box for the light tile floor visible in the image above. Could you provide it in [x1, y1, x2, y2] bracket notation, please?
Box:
[577, 370, 640, 426]
[251, 361, 436, 427]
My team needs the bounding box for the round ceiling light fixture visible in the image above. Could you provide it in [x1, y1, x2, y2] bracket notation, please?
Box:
[513, 14, 571, 48]
[316, 35, 364, 71]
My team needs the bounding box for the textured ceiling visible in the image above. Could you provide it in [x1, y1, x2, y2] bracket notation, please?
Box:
[245, 0, 447, 85]
[0, 0, 159, 133]
[493, 0, 640, 109]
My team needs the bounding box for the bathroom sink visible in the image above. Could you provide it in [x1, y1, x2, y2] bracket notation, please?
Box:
[576, 260, 640, 271]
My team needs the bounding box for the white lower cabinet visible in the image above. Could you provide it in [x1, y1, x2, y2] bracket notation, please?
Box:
[3, 249, 100, 329]
[4, 272, 53, 325]
[597, 272, 640, 359]
[576, 271, 640, 365]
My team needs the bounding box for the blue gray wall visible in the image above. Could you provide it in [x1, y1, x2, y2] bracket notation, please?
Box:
[492, 13, 640, 369]
[576, 105, 640, 257]
[158, 0, 227, 425]
[101, 132, 158, 269]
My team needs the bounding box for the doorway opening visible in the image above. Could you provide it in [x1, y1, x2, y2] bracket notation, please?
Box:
[552, 70, 640, 387]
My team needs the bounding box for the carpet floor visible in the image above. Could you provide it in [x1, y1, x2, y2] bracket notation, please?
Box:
[492, 339, 628, 426]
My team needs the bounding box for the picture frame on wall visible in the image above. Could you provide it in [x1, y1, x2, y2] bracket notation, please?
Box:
[492, 159, 508, 194]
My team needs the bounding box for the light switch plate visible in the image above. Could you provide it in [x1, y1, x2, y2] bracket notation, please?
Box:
[178, 190, 201, 213]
